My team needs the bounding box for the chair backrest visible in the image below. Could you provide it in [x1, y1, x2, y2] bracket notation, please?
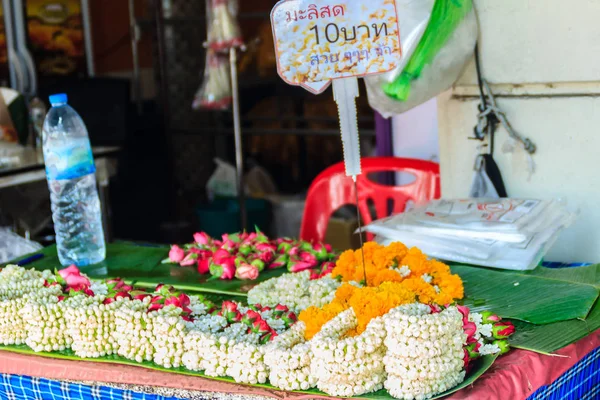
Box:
[300, 157, 441, 243]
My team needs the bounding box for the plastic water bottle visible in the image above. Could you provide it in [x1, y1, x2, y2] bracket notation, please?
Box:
[42, 93, 106, 267]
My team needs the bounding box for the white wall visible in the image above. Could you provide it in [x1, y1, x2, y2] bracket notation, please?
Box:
[392, 98, 439, 185]
[438, 0, 600, 263]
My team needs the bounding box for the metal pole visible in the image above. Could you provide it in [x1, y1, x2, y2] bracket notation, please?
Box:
[229, 47, 246, 230]
[81, 0, 95, 76]
[128, 0, 143, 114]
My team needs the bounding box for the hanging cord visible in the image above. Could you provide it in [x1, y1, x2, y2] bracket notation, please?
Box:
[472, 44, 536, 155]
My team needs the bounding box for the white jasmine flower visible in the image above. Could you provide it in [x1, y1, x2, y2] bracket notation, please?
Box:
[479, 343, 501, 356]
[89, 282, 108, 297]
[396, 265, 411, 278]
[421, 274, 433, 284]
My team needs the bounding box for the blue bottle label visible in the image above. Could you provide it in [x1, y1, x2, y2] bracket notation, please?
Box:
[45, 140, 96, 180]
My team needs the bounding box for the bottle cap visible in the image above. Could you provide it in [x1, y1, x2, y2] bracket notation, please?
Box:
[49, 93, 68, 106]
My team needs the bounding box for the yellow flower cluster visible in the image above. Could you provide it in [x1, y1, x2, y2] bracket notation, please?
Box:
[299, 242, 464, 340]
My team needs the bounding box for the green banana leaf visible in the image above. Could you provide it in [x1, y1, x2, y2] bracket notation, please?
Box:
[507, 264, 600, 354]
[452, 264, 599, 325]
[509, 299, 600, 354]
[0, 344, 496, 399]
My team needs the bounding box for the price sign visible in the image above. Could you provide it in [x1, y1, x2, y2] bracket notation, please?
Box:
[271, 0, 402, 94]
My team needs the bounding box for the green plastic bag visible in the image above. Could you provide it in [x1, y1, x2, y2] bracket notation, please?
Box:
[365, 0, 477, 117]
[385, 0, 473, 101]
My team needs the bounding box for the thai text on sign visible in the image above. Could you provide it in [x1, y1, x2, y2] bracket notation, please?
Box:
[271, 0, 401, 93]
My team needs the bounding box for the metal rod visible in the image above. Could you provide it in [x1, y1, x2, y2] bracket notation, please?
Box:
[128, 0, 143, 114]
[81, 0, 95, 76]
[153, 0, 170, 127]
[230, 47, 246, 230]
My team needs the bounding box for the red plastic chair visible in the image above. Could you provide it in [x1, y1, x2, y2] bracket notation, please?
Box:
[300, 157, 441, 242]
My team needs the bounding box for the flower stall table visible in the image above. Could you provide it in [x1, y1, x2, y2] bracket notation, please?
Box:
[0, 329, 598, 400]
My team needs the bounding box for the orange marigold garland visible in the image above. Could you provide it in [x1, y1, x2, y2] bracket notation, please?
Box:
[300, 241, 465, 340]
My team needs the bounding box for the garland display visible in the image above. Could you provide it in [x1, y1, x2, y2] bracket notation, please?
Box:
[0, 241, 516, 400]
[163, 230, 338, 281]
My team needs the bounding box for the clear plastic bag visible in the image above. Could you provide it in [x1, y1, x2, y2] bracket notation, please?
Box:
[365, 199, 577, 271]
[206, 0, 243, 51]
[365, 0, 478, 118]
[0, 228, 43, 264]
[192, 51, 232, 110]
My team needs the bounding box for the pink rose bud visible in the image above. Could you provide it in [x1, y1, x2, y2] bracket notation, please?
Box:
[134, 293, 151, 301]
[242, 309, 261, 326]
[181, 315, 194, 322]
[493, 339, 511, 355]
[222, 300, 239, 314]
[251, 318, 271, 334]
[273, 304, 289, 317]
[309, 271, 320, 280]
[58, 265, 81, 279]
[288, 260, 314, 273]
[465, 341, 481, 359]
[57, 295, 66, 302]
[235, 263, 260, 280]
[114, 291, 132, 300]
[193, 232, 211, 245]
[169, 245, 186, 263]
[324, 243, 332, 253]
[288, 246, 300, 257]
[254, 230, 268, 244]
[466, 335, 478, 345]
[492, 321, 516, 339]
[463, 348, 470, 367]
[213, 249, 231, 264]
[258, 251, 274, 265]
[148, 303, 164, 312]
[120, 285, 133, 292]
[179, 252, 198, 267]
[463, 321, 477, 338]
[65, 274, 91, 288]
[282, 311, 298, 326]
[300, 241, 313, 252]
[312, 243, 329, 261]
[249, 304, 262, 311]
[197, 259, 210, 274]
[259, 330, 277, 344]
[261, 306, 272, 312]
[178, 293, 191, 307]
[457, 304, 470, 324]
[155, 283, 165, 292]
[164, 296, 181, 308]
[221, 239, 238, 252]
[428, 304, 442, 314]
[103, 297, 115, 305]
[238, 243, 252, 256]
[481, 311, 502, 324]
[277, 241, 293, 254]
[250, 258, 266, 272]
[269, 254, 288, 270]
[320, 261, 336, 274]
[299, 252, 318, 266]
[151, 295, 165, 304]
[256, 243, 276, 253]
